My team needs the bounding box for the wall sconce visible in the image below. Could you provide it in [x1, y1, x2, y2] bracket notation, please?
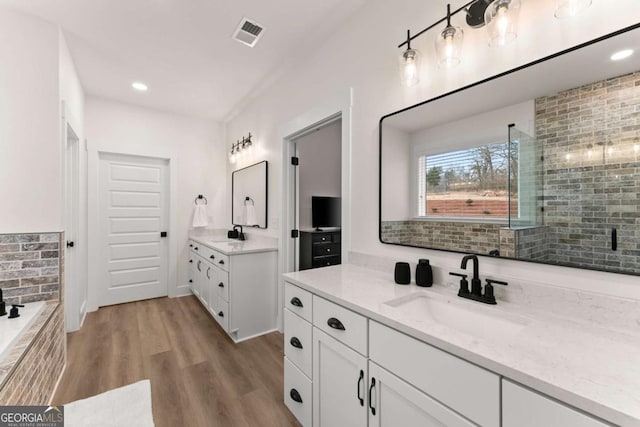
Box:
[555, 0, 592, 19]
[230, 132, 253, 164]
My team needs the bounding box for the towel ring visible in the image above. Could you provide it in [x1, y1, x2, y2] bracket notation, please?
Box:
[244, 197, 254, 206]
[195, 195, 208, 205]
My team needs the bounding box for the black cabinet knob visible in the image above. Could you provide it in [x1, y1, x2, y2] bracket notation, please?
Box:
[189, 244, 193, 247]
[210, 255, 215, 259]
[218, 260, 225, 265]
[189, 260, 193, 263]
[218, 311, 224, 317]
[218, 282, 224, 288]
[189, 280, 192, 283]
[290, 297, 303, 308]
[327, 317, 345, 331]
[195, 247, 199, 251]
[290, 337, 303, 349]
[290, 389, 303, 404]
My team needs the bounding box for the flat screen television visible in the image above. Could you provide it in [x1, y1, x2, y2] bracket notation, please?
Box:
[312, 196, 341, 230]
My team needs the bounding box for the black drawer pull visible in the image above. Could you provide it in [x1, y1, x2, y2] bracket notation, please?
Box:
[327, 317, 345, 331]
[290, 297, 303, 308]
[290, 337, 303, 349]
[210, 254, 215, 259]
[206, 267, 211, 279]
[218, 282, 224, 288]
[218, 311, 224, 317]
[357, 369, 364, 406]
[219, 260, 225, 265]
[290, 389, 303, 404]
[189, 244, 193, 248]
[195, 247, 199, 251]
[189, 280, 192, 283]
[369, 377, 376, 415]
[189, 259, 193, 263]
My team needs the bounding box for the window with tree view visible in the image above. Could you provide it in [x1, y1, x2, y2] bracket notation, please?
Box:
[417, 140, 518, 219]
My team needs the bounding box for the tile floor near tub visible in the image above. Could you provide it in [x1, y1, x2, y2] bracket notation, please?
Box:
[53, 296, 301, 427]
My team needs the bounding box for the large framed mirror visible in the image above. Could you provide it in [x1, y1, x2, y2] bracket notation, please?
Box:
[232, 160, 268, 228]
[380, 24, 640, 276]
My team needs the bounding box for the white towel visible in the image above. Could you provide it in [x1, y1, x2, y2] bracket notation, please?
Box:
[244, 204, 258, 226]
[192, 205, 209, 228]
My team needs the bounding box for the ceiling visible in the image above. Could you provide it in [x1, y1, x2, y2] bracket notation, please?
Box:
[1, 0, 367, 121]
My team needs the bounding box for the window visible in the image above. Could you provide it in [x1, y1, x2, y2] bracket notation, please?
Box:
[417, 141, 516, 220]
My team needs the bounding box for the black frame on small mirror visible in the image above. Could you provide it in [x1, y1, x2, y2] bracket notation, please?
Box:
[232, 160, 268, 229]
[379, 22, 640, 277]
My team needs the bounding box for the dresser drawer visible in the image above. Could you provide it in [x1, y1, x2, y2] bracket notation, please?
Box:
[312, 296, 368, 356]
[370, 321, 500, 427]
[216, 268, 229, 302]
[312, 233, 334, 244]
[312, 243, 340, 257]
[312, 255, 341, 268]
[284, 282, 312, 322]
[284, 309, 312, 378]
[284, 357, 312, 426]
[207, 248, 229, 272]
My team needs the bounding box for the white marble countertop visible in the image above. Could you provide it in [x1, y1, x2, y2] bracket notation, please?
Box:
[189, 235, 278, 255]
[283, 264, 640, 427]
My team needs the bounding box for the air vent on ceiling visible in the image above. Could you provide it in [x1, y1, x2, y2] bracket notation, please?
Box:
[232, 17, 265, 48]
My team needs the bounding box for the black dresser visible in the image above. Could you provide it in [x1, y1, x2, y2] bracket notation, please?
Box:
[299, 230, 341, 270]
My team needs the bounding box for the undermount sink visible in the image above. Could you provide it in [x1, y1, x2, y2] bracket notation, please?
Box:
[384, 292, 528, 341]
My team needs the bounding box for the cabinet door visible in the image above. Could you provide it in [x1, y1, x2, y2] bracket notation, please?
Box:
[368, 362, 475, 427]
[313, 328, 367, 427]
[188, 256, 196, 295]
[503, 380, 609, 427]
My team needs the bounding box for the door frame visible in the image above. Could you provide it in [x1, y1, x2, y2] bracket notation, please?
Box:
[278, 88, 353, 331]
[87, 147, 178, 312]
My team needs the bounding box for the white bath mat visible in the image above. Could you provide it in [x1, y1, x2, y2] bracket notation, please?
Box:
[64, 380, 155, 427]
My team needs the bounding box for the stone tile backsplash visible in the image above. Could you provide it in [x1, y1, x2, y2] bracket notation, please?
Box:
[0, 233, 61, 304]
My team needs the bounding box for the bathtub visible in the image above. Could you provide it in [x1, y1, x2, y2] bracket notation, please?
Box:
[0, 301, 46, 364]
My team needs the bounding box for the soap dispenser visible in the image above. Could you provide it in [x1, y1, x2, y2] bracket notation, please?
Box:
[415, 259, 433, 287]
[0, 289, 6, 316]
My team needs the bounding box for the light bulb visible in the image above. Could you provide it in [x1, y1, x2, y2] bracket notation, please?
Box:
[230, 152, 236, 164]
[435, 25, 463, 68]
[485, 0, 520, 47]
[634, 144, 639, 153]
[399, 48, 421, 87]
[555, 0, 592, 18]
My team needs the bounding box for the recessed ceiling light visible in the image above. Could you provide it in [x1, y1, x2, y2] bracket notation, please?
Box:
[610, 49, 634, 61]
[131, 82, 148, 91]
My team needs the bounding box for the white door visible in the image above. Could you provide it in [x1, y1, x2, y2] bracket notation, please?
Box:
[64, 124, 80, 330]
[368, 362, 475, 427]
[98, 153, 169, 306]
[313, 327, 368, 427]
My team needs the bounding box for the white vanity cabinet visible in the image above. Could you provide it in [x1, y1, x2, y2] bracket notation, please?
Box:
[502, 380, 610, 427]
[188, 239, 277, 343]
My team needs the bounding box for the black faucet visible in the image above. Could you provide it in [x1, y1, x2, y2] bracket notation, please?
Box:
[450, 254, 508, 305]
[0, 289, 6, 316]
[233, 225, 246, 241]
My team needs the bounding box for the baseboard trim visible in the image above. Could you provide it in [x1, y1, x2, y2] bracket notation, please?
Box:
[233, 328, 279, 344]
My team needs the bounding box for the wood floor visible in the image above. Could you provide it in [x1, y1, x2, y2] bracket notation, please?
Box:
[53, 296, 301, 427]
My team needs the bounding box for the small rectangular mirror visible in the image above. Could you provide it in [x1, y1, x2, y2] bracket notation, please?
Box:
[232, 161, 268, 228]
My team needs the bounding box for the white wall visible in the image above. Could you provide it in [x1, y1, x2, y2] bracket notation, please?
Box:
[0, 7, 61, 233]
[381, 124, 411, 221]
[59, 30, 87, 331]
[226, 0, 640, 300]
[296, 120, 342, 230]
[85, 97, 225, 306]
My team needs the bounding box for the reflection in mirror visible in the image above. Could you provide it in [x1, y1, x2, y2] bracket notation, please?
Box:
[232, 161, 268, 228]
[380, 25, 640, 275]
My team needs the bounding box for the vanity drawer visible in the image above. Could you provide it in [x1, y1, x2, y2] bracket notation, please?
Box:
[312, 243, 340, 257]
[312, 296, 368, 356]
[312, 233, 334, 244]
[370, 321, 500, 427]
[211, 249, 229, 271]
[216, 269, 229, 302]
[312, 255, 341, 268]
[284, 308, 312, 378]
[285, 282, 312, 322]
[284, 357, 312, 426]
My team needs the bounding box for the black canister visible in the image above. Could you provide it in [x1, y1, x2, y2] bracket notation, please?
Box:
[394, 262, 411, 285]
[415, 259, 433, 287]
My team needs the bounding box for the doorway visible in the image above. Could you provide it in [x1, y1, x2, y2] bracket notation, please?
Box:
[97, 152, 170, 306]
[64, 123, 80, 330]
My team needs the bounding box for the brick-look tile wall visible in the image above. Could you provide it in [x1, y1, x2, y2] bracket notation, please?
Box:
[0, 305, 65, 405]
[0, 233, 62, 304]
[536, 71, 640, 273]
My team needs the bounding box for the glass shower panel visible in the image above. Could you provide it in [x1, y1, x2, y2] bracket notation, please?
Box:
[508, 126, 541, 228]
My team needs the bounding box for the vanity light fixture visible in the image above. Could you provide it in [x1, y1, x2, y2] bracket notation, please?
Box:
[131, 81, 148, 92]
[435, 4, 464, 68]
[399, 30, 421, 86]
[229, 133, 253, 164]
[555, 0, 592, 19]
[610, 49, 634, 61]
[484, 0, 521, 47]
